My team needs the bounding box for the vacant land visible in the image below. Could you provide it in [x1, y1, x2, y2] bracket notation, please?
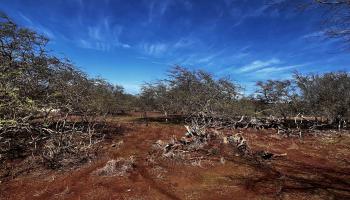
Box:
[1, 115, 349, 200]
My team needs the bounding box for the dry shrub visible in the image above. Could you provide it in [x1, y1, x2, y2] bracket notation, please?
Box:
[41, 130, 102, 169]
[93, 156, 135, 177]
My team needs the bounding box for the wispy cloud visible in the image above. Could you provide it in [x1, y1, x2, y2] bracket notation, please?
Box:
[197, 50, 225, 64]
[217, 57, 307, 82]
[173, 37, 197, 48]
[138, 36, 201, 59]
[219, 60, 307, 94]
[140, 42, 168, 57]
[302, 31, 325, 39]
[18, 12, 55, 39]
[18, 12, 32, 24]
[238, 58, 281, 73]
[255, 64, 308, 82]
[77, 17, 131, 51]
[147, 0, 172, 24]
[228, 2, 283, 27]
[255, 64, 303, 74]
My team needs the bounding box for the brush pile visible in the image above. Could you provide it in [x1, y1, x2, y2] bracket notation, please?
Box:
[154, 118, 288, 164]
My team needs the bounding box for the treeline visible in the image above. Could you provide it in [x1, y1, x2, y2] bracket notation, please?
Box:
[140, 67, 350, 125]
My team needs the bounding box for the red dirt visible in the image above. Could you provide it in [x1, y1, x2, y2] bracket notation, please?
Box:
[1, 119, 350, 200]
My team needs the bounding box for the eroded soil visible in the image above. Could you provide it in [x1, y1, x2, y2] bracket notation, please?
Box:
[1, 117, 350, 200]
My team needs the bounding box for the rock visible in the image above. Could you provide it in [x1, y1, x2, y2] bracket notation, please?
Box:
[220, 157, 226, 164]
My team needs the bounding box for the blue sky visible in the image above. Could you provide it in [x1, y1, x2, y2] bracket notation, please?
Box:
[1, 0, 349, 94]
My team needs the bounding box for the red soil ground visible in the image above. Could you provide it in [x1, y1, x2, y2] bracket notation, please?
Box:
[1, 117, 350, 200]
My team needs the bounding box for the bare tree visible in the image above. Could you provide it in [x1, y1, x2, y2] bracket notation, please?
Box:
[140, 66, 241, 126]
[294, 71, 350, 125]
[140, 81, 172, 122]
[255, 80, 299, 119]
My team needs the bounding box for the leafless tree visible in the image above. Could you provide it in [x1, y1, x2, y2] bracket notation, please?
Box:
[294, 71, 350, 125]
[255, 80, 299, 119]
[140, 66, 241, 127]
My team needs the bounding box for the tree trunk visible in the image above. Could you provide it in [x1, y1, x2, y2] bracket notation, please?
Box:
[143, 111, 148, 126]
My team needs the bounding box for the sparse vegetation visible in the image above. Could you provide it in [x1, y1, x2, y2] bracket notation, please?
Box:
[1, 9, 350, 200]
[1, 13, 349, 170]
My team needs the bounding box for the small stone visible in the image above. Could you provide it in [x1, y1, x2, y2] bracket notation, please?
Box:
[220, 157, 226, 164]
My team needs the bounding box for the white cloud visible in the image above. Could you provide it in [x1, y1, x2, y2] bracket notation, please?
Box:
[238, 58, 281, 73]
[197, 55, 217, 63]
[217, 58, 307, 81]
[121, 44, 131, 48]
[255, 65, 298, 74]
[141, 43, 168, 56]
[197, 50, 225, 64]
[248, 63, 308, 80]
[78, 39, 93, 49]
[76, 17, 130, 51]
[18, 12, 33, 24]
[174, 37, 196, 48]
[302, 31, 325, 39]
[18, 12, 55, 39]
[229, 3, 283, 27]
[88, 26, 103, 41]
[147, 0, 172, 24]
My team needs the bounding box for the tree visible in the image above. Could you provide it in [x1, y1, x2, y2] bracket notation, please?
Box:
[140, 81, 171, 121]
[140, 66, 241, 123]
[255, 80, 299, 119]
[294, 71, 350, 123]
[0, 13, 50, 124]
